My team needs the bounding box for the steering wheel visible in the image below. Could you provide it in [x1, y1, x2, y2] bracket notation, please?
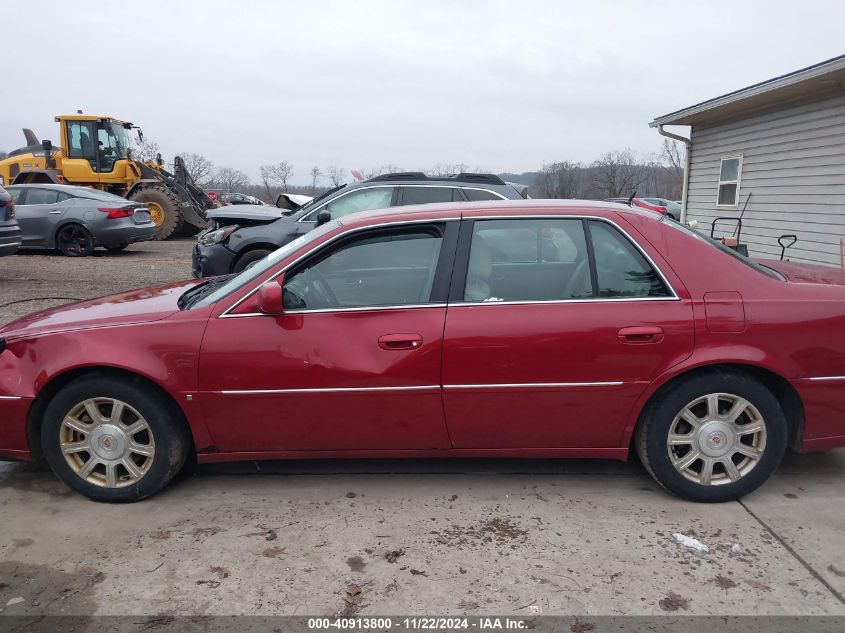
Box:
[306, 268, 339, 308]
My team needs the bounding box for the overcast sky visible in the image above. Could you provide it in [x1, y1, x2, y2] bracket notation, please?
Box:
[3, 1, 843, 184]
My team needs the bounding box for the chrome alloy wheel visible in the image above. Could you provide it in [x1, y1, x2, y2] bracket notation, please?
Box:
[59, 398, 155, 488]
[667, 393, 767, 486]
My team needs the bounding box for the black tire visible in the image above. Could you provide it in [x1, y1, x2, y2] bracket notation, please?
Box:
[635, 371, 787, 502]
[56, 223, 95, 257]
[128, 185, 183, 241]
[233, 248, 272, 273]
[41, 374, 191, 502]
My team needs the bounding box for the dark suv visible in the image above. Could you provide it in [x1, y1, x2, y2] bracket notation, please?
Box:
[192, 172, 526, 277]
[0, 184, 21, 257]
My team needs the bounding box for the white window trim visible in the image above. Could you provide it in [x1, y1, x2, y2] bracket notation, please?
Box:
[716, 154, 743, 210]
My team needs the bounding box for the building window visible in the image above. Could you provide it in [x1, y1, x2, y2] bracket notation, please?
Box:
[717, 154, 743, 208]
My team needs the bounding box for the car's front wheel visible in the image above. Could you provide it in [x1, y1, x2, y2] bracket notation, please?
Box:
[636, 371, 788, 502]
[41, 375, 191, 502]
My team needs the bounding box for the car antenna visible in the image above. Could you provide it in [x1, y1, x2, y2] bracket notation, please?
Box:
[627, 190, 637, 206]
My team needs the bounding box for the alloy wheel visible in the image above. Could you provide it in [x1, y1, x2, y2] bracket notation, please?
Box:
[59, 397, 156, 488]
[58, 226, 90, 255]
[666, 393, 767, 486]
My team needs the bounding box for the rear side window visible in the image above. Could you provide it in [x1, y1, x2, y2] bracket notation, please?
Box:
[588, 221, 670, 298]
[462, 219, 592, 302]
[400, 187, 461, 205]
[7, 188, 24, 204]
[22, 189, 60, 205]
[463, 188, 503, 202]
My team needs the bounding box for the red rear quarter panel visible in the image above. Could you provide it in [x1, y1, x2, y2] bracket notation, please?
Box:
[619, 212, 845, 448]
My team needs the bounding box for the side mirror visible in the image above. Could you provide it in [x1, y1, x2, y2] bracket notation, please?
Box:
[315, 210, 331, 226]
[41, 140, 53, 152]
[257, 280, 284, 315]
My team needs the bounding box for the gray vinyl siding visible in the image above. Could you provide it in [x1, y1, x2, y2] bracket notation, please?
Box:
[685, 92, 845, 266]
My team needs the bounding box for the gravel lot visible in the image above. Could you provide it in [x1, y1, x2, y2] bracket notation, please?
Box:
[1, 240, 844, 618]
[0, 240, 194, 326]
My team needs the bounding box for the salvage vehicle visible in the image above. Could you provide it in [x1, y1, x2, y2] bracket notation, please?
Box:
[192, 172, 525, 276]
[0, 184, 21, 257]
[6, 184, 155, 256]
[218, 193, 263, 206]
[3, 200, 845, 502]
[0, 116, 213, 240]
[203, 193, 315, 231]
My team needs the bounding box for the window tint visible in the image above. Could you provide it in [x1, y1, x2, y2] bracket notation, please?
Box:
[284, 227, 443, 310]
[312, 187, 394, 220]
[7, 187, 24, 203]
[23, 188, 60, 205]
[588, 221, 669, 298]
[400, 187, 460, 205]
[66, 121, 97, 167]
[463, 188, 503, 202]
[56, 192, 70, 202]
[463, 219, 591, 302]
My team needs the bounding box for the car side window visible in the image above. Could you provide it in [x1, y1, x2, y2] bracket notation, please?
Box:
[307, 187, 395, 221]
[56, 192, 70, 202]
[7, 188, 24, 204]
[462, 188, 503, 202]
[462, 219, 591, 302]
[588, 221, 670, 298]
[399, 187, 460, 205]
[283, 226, 444, 310]
[22, 189, 60, 205]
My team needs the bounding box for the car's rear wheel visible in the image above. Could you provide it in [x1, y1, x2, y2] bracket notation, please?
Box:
[233, 248, 272, 273]
[41, 375, 191, 502]
[635, 371, 787, 502]
[56, 224, 95, 257]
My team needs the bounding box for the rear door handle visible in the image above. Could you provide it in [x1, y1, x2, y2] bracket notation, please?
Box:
[378, 333, 423, 351]
[618, 326, 664, 344]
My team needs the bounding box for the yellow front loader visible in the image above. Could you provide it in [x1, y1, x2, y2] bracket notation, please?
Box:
[0, 115, 212, 240]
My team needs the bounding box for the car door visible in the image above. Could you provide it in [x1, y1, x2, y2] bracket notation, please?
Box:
[197, 220, 458, 452]
[441, 215, 694, 449]
[14, 188, 68, 246]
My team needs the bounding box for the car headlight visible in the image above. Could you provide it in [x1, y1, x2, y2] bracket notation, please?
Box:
[199, 225, 238, 246]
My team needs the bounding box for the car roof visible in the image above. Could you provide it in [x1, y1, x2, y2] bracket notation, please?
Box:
[339, 198, 657, 228]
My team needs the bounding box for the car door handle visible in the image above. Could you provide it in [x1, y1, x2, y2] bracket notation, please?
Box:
[49, 210, 62, 214]
[617, 326, 664, 344]
[378, 333, 423, 351]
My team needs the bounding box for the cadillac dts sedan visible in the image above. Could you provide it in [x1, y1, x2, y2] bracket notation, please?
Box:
[2, 200, 845, 502]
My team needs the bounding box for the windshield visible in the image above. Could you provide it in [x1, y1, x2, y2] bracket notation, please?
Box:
[189, 219, 341, 309]
[661, 217, 784, 281]
[98, 121, 130, 160]
[292, 184, 347, 217]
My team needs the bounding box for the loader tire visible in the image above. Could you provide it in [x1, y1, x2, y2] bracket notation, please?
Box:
[129, 185, 184, 241]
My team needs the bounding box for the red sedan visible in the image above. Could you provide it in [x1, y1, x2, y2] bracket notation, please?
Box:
[2, 201, 844, 502]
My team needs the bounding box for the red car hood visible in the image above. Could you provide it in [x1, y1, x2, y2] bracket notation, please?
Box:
[758, 259, 845, 285]
[0, 279, 204, 340]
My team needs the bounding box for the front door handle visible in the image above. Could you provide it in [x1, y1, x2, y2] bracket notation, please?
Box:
[618, 326, 664, 344]
[49, 210, 62, 214]
[378, 333, 423, 351]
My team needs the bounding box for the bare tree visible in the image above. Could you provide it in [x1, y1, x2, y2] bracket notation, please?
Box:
[326, 165, 347, 187]
[362, 164, 402, 179]
[214, 167, 250, 192]
[427, 163, 468, 177]
[310, 166, 322, 193]
[590, 149, 647, 198]
[179, 152, 215, 188]
[259, 161, 294, 192]
[659, 138, 685, 199]
[132, 138, 161, 163]
[534, 161, 584, 199]
[258, 165, 276, 202]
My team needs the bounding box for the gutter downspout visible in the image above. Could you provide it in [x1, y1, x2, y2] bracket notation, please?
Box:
[656, 124, 691, 224]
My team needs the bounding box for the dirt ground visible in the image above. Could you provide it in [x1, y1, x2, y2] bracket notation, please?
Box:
[0, 242, 844, 617]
